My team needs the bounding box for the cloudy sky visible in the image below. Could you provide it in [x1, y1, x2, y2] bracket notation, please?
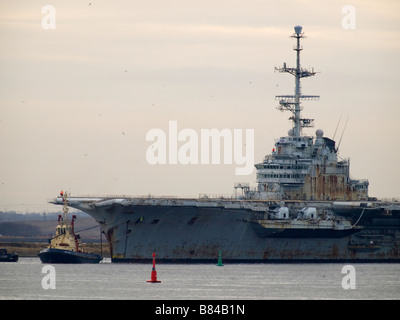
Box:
[1, 0, 399, 212]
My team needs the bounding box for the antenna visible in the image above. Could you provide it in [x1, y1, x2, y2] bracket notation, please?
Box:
[337, 115, 349, 151]
[332, 114, 342, 140]
[294, 25, 303, 35]
[275, 26, 319, 137]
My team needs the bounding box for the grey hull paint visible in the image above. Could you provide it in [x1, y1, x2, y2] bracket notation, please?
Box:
[67, 200, 400, 263]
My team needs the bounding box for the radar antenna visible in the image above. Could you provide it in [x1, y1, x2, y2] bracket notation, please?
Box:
[275, 25, 319, 137]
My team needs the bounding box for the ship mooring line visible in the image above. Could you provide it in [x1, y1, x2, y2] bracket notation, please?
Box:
[351, 208, 366, 228]
[75, 225, 100, 233]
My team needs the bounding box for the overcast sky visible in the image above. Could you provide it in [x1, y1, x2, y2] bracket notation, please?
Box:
[1, 0, 399, 212]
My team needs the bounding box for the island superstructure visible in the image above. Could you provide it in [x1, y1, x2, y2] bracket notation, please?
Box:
[247, 25, 369, 202]
[50, 26, 400, 262]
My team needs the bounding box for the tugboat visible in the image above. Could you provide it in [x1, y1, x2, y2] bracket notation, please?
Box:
[0, 248, 19, 262]
[38, 191, 102, 264]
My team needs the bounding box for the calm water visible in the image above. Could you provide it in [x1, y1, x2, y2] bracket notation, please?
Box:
[1, 258, 399, 300]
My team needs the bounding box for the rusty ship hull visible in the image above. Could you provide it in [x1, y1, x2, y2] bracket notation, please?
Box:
[55, 197, 400, 263]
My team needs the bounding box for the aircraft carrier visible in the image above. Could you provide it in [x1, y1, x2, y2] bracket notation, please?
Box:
[51, 26, 400, 262]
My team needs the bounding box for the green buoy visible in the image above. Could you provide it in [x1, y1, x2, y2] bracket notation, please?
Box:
[216, 250, 224, 266]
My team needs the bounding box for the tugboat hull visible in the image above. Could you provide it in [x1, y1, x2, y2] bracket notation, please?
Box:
[38, 248, 102, 264]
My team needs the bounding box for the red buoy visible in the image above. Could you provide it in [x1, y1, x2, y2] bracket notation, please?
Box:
[147, 253, 161, 283]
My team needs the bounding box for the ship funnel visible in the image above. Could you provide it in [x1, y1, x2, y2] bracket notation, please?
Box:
[294, 25, 303, 35]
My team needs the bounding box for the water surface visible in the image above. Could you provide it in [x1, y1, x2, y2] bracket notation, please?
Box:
[1, 258, 399, 300]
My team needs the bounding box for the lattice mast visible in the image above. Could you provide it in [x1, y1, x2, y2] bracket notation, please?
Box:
[275, 25, 319, 137]
[61, 190, 69, 224]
